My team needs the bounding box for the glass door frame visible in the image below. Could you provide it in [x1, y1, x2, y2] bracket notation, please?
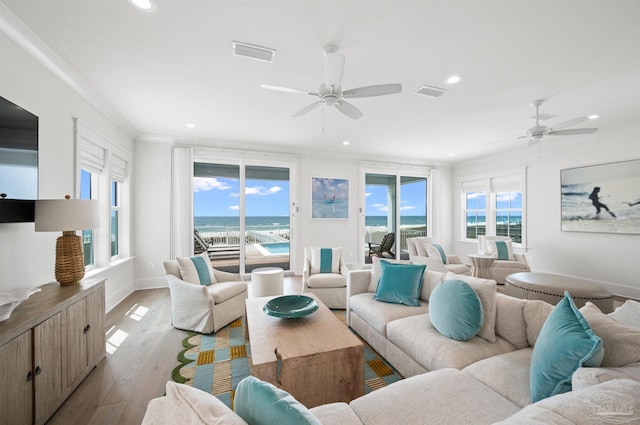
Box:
[359, 163, 432, 267]
[193, 151, 298, 278]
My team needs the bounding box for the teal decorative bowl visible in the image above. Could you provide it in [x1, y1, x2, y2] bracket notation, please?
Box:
[263, 295, 319, 318]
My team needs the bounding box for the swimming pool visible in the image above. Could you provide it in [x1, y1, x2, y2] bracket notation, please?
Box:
[257, 242, 290, 255]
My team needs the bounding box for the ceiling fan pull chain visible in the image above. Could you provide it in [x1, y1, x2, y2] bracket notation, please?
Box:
[322, 103, 325, 132]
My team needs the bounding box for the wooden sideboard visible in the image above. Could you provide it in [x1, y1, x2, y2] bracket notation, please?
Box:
[0, 280, 106, 425]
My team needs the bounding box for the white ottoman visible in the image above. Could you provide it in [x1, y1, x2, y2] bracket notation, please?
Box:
[249, 267, 284, 298]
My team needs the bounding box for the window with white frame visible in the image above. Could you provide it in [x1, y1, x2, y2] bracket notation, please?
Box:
[461, 173, 525, 245]
[76, 120, 131, 269]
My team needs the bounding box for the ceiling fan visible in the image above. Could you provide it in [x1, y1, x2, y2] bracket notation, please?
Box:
[520, 99, 599, 146]
[260, 44, 402, 120]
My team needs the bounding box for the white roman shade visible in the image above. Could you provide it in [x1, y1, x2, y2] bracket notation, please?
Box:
[491, 175, 522, 193]
[79, 139, 105, 174]
[111, 154, 128, 182]
[461, 179, 487, 193]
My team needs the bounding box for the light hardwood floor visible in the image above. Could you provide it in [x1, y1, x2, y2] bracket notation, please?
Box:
[48, 276, 302, 425]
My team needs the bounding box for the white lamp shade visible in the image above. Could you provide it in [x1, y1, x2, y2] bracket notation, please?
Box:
[35, 199, 99, 231]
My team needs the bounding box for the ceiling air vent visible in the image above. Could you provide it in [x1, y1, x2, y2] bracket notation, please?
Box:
[415, 85, 448, 98]
[232, 41, 276, 63]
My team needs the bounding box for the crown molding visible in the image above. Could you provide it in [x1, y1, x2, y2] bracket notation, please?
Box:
[0, 2, 138, 139]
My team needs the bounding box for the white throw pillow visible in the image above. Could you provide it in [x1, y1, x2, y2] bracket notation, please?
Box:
[609, 300, 640, 329]
[445, 272, 497, 343]
[164, 381, 247, 425]
[424, 243, 448, 264]
[176, 252, 217, 285]
[485, 239, 515, 261]
[310, 247, 341, 274]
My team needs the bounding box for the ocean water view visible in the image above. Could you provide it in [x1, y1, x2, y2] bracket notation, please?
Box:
[194, 215, 430, 229]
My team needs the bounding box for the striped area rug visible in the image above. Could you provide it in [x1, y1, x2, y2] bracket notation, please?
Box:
[171, 312, 403, 408]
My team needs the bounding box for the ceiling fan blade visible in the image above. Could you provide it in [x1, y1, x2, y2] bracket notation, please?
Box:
[324, 52, 345, 90]
[335, 100, 363, 120]
[343, 83, 403, 98]
[260, 84, 316, 96]
[291, 101, 322, 117]
[547, 128, 598, 136]
[550, 116, 589, 130]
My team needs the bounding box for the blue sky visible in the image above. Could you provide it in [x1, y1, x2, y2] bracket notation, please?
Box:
[194, 176, 428, 217]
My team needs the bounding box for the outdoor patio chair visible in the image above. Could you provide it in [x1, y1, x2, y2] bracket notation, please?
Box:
[368, 232, 395, 258]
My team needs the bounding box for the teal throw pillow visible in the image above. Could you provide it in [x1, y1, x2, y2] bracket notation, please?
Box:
[234, 376, 321, 425]
[530, 291, 604, 403]
[373, 260, 426, 307]
[429, 279, 484, 341]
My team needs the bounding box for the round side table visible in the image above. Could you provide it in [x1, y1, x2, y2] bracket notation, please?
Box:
[249, 267, 284, 298]
[468, 254, 495, 279]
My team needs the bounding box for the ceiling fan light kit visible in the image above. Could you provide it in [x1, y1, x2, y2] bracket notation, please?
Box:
[261, 45, 402, 120]
[520, 99, 599, 145]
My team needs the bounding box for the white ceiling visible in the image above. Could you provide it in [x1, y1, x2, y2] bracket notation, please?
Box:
[3, 0, 640, 163]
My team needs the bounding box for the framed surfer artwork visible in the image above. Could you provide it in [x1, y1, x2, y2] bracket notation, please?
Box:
[311, 177, 349, 219]
[561, 159, 640, 234]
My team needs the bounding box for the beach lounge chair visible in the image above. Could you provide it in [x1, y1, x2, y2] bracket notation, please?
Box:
[368, 232, 395, 258]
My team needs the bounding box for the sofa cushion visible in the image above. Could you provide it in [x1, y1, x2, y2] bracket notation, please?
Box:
[445, 272, 497, 343]
[523, 300, 554, 347]
[494, 379, 640, 425]
[429, 279, 483, 341]
[572, 361, 640, 391]
[387, 313, 516, 371]
[464, 348, 533, 408]
[234, 376, 321, 425]
[177, 252, 216, 285]
[350, 369, 520, 425]
[495, 293, 529, 349]
[530, 292, 604, 403]
[207, 280, 247, 304]
[373, 260, 425, 307]
[309, 402, 363, 425]
[608, 299, 640, 328]
[349, 293, 428, 336]
[493, 259, 529, 270]
[161, 381, 247, 425]
[310, 247, 341, 274]
[580, 302, 640, 367]
[306, 273, 347, 288]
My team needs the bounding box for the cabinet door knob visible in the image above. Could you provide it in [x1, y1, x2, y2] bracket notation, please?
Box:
[83, 324, 91, 334]
[35, 366, 42, 375]
[27, 371, 34, 381]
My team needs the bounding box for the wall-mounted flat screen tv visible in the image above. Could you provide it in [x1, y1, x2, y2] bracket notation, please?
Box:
[0, 96, 38, 222]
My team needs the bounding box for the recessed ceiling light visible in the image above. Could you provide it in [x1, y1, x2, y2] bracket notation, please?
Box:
[445, 75, 462, 85]
[447, 153, 455, 157]
[588, 114, 599, 120]
[342, 141, 350, 146]
[186, 123, 195, 128]
[127, 0, 156, 12]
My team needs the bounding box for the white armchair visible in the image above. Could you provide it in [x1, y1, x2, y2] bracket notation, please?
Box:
[406, 237, 471, 275]
[302, 247, 348, 309]
[162, 260, 247, 334]
[477, 236, 530, 284]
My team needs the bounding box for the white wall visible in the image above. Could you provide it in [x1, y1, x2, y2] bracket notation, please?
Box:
[452, 123, 640, 299]
[0, 30, 135, 311]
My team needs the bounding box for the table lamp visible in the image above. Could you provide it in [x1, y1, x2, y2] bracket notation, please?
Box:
[35, 196, 99, 286]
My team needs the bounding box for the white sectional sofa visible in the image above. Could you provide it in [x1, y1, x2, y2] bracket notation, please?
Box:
[142, 263, 640, 425]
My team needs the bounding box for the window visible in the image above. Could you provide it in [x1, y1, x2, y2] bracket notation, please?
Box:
[110, 180, 120, 257]
[80, 169, 97, 267]
[495, 191, 522, 243]
[465, 191, 486, 240]
[461, 173, 525, 245]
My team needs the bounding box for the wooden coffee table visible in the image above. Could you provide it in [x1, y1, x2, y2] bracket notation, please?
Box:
[245, 293, 364, 407]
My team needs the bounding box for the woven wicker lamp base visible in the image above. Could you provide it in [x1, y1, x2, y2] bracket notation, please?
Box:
[55, 231, 86, 286]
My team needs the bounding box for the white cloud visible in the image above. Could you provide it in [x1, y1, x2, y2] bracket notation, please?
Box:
[246, 186, 283, 196]
[400, 206, 416, 211]
[194, 177, 232, 192]
[229, 205, 239, 211]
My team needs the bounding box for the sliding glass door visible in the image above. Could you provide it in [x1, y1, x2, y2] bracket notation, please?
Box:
[363, 172, 428, 263]
[193, 161, 291, 274]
